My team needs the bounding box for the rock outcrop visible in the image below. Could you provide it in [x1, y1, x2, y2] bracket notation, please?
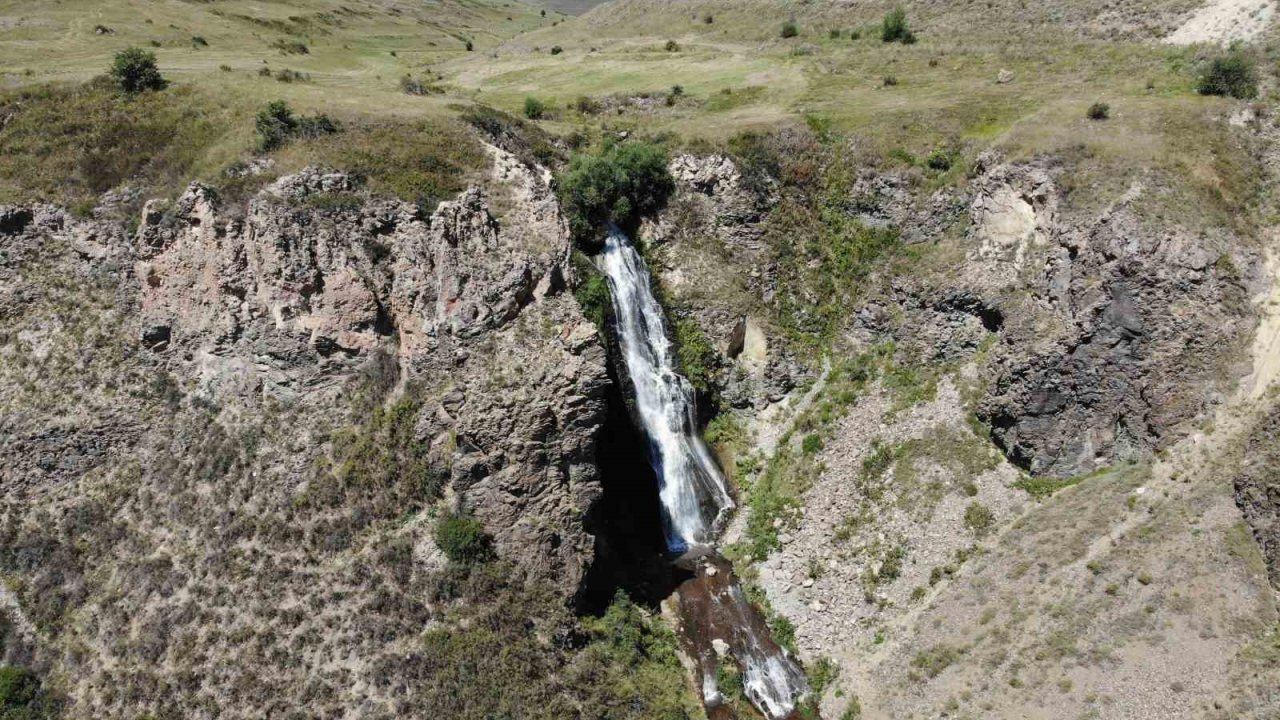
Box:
[1235, 405, 1280, 589]
[970, 158, 1259, 476]
[643, 154, 809, 411]
[130, 154, 604, 590]
[0, 146, 608, 718]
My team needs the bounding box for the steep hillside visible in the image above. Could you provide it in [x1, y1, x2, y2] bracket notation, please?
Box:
[1, 0, 1279, 718]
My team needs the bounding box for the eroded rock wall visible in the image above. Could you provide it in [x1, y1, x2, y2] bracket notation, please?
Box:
[969, 157, 1259, 476]
[0, 147, 608, 718]
[1235, 405, 1280, 589]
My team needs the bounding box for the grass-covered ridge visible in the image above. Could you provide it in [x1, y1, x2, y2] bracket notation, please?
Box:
[0, 80, 488, 213]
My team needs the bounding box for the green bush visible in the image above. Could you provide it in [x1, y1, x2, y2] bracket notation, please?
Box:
[550, 45, 563, 55]
[801, 433, 823, 454]
[911, 645, 960, 678]
[569, 591, 699, 717]
[574, 95, 602, 115]
[274, 68, 311, 83]
[1197, 51, 1258, 99]
[1014, 474, 1083, 499]
[925, 149, 952, 171]
[881, 7, 916, 44]
[1087, 102, 1110, 120]
[256, 100, 297, 151]
[400, 74, 440, 96]
[673, 314, 718, 395]
[0, 667, 38, 709]
[255, 100, 336, 151]
[556, 140, 674, 248]
[271, 39, 309, 54]
[523, 96, 546, 120]
[963, 502, 994, 537]
[781, 21, 799, 38]
[571, 250, 611, 330]
[110, 47, 167, 93]
[434, 511, 494, 565]
[0, 665, 57, 718]
[875, 545, 905, 583]
[664, 39, 680, 52]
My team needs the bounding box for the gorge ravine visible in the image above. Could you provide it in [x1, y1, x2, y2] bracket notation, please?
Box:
[598, 227, 812, 720]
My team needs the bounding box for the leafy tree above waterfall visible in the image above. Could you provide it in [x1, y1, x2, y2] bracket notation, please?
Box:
[556, 140, 674, 249]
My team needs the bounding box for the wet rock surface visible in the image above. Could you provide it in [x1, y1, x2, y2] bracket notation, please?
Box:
[671, 553, 810, 720]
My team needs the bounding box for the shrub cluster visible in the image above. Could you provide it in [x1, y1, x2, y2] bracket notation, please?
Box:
[571, 252, 612, 329]
[882, 7, 916, 44]
[110, 47, 167, 93]
[400, 74, 440, 95]
[523, 96, 546, 119]
[556, 140, 674, 248]
[433, 511, 494, 565]
[1087, 102, 1110, 120]
[271, 38, 309, 55]
[1197, 50, 1258, 99]
[781, 20, 799, 38]
[963, 502, 995, 537]
[274, 68, 311, 83]
[255, 100, 337, 151]
[925, 148, 952, 170]
[0, 666, 59, 718]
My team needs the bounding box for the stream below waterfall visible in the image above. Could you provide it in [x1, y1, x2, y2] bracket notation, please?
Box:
[598, 227, 812, 720]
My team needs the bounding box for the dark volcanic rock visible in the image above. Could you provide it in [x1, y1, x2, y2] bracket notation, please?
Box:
[1234, 405, 1280, 590]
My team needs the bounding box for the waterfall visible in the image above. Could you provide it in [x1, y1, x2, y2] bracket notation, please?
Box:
[599, 227, 734, 552]
[598, 227, 811, 719]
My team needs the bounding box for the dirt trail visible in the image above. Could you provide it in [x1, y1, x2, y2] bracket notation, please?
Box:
[1241, 248, 1280, 402]
[1165, 0, 1276, 44]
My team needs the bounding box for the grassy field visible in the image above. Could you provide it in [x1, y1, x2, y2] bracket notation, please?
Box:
[1, 0, 1267, 224]
[0, 0, 573, 117]
[426, 0, 1269, 242]
[0, 0, 569, 208]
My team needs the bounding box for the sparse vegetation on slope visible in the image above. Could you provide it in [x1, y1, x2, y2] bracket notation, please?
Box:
[4, 1, 1280, 720]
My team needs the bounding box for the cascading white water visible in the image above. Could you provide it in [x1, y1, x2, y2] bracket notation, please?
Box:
[599, 226, 809, 719]
[599, 227, 735, 551]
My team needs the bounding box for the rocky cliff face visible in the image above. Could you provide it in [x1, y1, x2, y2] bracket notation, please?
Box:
[1235, 405, 1280, 590]
[855, 154, 1259, 477]
[966, 157, 1259, 477]
[649, 149, 1259, 480]
[0, 146, 607, 717]
[642, 142, 1274, 720]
